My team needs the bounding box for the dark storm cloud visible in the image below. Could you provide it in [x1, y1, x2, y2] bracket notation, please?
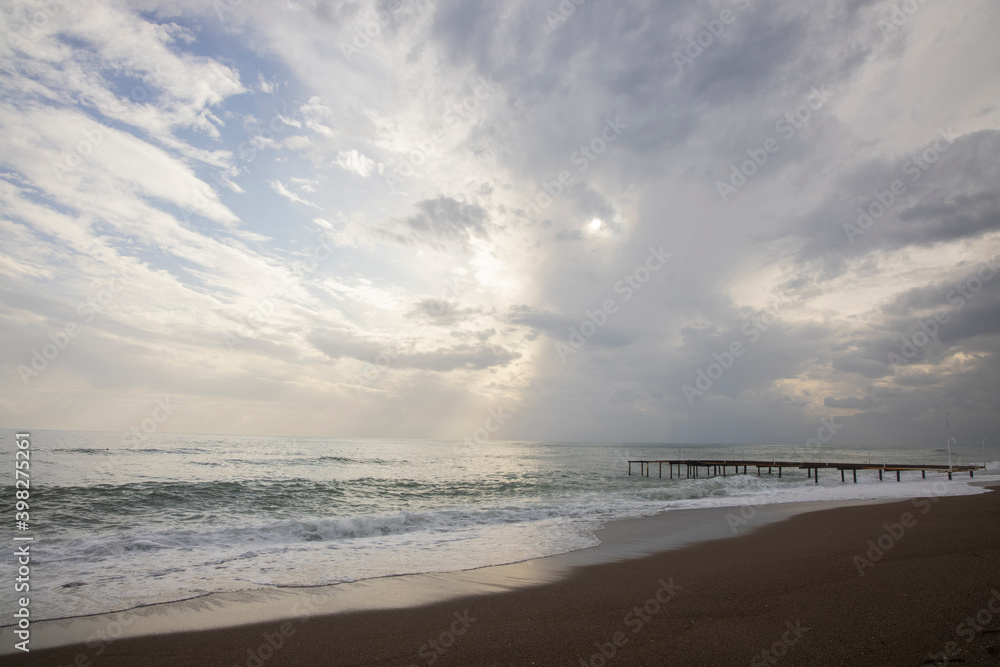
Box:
[307, 328, 386, 362]
[504, 305, 573, 338]
[381, 196, 492, 250]
[308, 327, 519, 372]
[458, 0, 1000, 445]
[791, 131, 1000, 272]
[504, 304, 635, 348]
[7, 0, 997, 445]
[395, 343, 520, 371]
[406, 298, 482, 326]
[891, 189, 1000, 248]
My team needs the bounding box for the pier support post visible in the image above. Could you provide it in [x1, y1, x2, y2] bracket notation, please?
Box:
[628, 462, 631, 476]
[841, 469, 845, 483]
[879, 469, 882, 481]
[970, 470, 974, 477]
[948, 471, 953, 480]
[853, 469, 857, 483]
[778, 467, 781, 478]
[896, 470, 900, 482]
[815, 468, 819, 484]
[659, 462, 662, 479]
[922, 470, 925, 479]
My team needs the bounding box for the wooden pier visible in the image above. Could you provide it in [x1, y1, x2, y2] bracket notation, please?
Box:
[627, 459, 984, 482]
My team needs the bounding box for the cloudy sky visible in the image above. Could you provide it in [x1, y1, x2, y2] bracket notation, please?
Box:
[2, 0, 998, 448]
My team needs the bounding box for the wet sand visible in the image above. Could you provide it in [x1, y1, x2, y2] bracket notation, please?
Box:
[8, 486, 1000, 666]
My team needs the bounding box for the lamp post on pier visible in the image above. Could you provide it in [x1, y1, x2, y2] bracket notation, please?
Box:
[983, 438, 996, 472]
[945, 411, 954, 473]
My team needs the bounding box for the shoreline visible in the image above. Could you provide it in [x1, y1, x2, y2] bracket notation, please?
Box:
[7, 485, 1000, 664]
[1, 497, 903, 654]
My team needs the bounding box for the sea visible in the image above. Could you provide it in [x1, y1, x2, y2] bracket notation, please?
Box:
[2, 429, 996, 624]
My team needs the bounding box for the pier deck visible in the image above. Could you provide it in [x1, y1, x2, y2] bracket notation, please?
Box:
[627, 459, 984, 482]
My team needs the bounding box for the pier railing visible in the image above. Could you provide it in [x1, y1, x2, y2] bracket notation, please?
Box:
[627, 459, 984, 483]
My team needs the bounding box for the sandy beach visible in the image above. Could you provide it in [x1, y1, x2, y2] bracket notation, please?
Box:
[6, 0, 1000, 663]
[7, 484, 999, 666]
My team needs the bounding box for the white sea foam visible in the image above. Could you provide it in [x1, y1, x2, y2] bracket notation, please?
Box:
[4, 430, 996, 622]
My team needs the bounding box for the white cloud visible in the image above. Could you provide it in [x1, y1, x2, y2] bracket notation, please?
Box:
[291, 177, 318, 192]
[2, 0, 998, 445]
[335, 149, 378, 178]
[269, 179, 322, 209]
[257, 72, 276, 94]
[300, 96, 335, 137]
